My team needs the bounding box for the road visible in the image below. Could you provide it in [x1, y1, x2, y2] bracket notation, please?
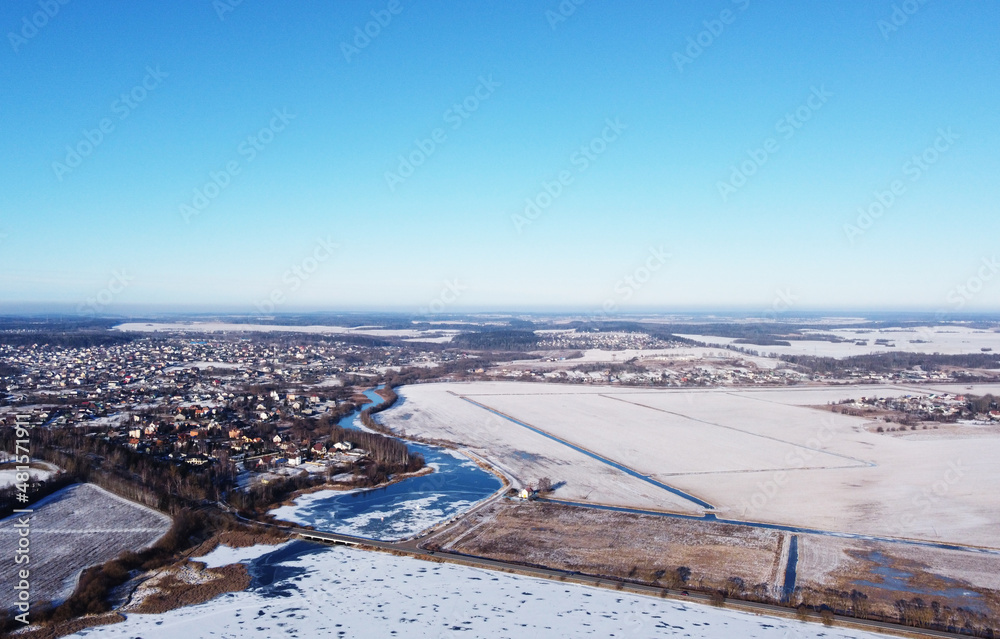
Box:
[457, 393, 1000, 557]
[457, 394, 715, 509]
[290, 526, 973, 639]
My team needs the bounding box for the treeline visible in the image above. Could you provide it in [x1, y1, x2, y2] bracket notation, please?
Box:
[224, 313, 417, 330]
[452, 329, 539, 350]
[781, 352, 1000, 375]
[0, 317, 121, 331]
[967, 394, 998, 413]
[358, 385, 399, 433]
[794, 586, 998, 637]
[0, 330, 138, 348]
[333, 421, 420, 468]
[356, 386, 424, 470]
[228, 471, 325, 514]
[378, 356, 505, 386]
[0, 473, 76, 518]
[0, 427, 234, 513]
[570, 361, 648, 374]
[733, 337, 792, 346]
[0, 507, 277, 633]
[264, 332, 392, 348]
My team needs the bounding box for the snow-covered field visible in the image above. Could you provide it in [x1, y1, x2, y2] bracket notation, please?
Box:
[677, 325, 1000, 358]
[385, 388, 705, 514]
[68, 542, 894, 639]
[0, 467, 55, 488]
[193, 542, 286, 569]
[381, 382, 1000, 548]
[113, 321, 459, 341]
[0, 484, 171, 609]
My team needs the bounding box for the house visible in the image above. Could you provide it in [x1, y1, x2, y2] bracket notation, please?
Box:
[332, 441, 353, 451]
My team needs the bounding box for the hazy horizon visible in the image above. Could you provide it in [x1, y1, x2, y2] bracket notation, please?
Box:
[2, 1, 999, 313]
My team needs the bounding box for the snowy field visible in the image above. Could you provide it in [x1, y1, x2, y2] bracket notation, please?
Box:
[113, 321, 458, 341]
[677, 325, 1000, 358]
[68, 542, 894, 639]
[382, 382, 1000, 548]
[384, 389, 705, 514]
[0, 484, 171, 609]
[193, 542, 286, 569]
[0, 466, 55, 488]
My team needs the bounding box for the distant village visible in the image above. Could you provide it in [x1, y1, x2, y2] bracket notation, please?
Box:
[0, 327, 993, 484]
[832, 392, 1000, 426]
[0, 336, 446, 483]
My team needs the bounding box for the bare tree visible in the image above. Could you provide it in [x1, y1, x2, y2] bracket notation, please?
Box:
[536, 477, 553, 493]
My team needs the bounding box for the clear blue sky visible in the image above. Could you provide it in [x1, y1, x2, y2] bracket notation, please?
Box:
[1, 0, 998, 315]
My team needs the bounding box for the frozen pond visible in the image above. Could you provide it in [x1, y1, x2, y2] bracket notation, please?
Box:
[269, 389, 502, 540]
[70, 542, 896, 639]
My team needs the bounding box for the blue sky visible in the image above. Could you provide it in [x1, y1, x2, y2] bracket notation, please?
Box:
[1, 0, 998, 315]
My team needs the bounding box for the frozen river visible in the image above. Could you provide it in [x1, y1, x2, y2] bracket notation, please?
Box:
[270, 389, 502, 540]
